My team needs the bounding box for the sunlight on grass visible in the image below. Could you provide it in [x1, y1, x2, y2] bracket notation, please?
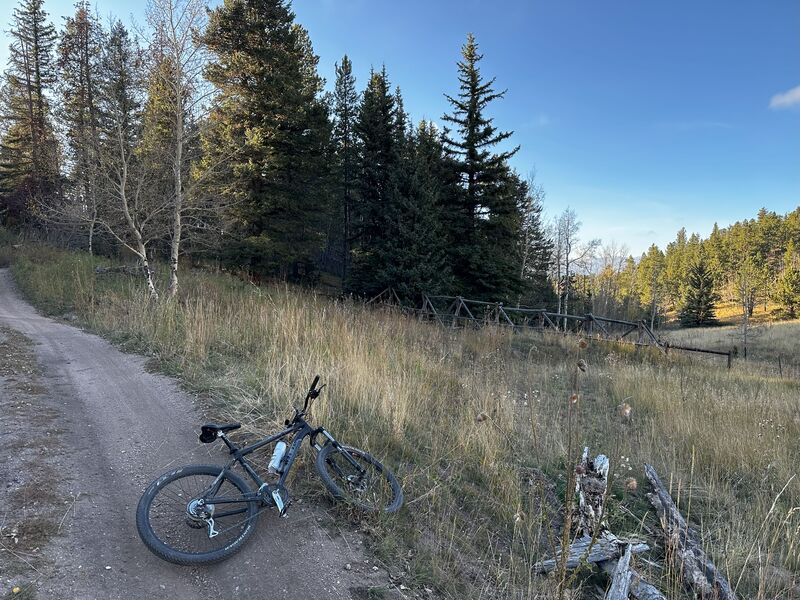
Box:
[7, 244, 800, 598]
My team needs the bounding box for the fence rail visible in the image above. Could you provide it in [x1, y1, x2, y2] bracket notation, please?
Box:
[368, 289, 735, 368]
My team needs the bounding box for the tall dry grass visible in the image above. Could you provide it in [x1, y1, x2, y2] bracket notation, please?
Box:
[7, 244, 800, 599]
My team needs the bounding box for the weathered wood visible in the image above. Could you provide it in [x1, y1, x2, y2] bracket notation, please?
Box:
[534, 533, 649, 573]
[600, 560, 667, 600]
[605, 543, 633, 599]
[576, 447, 609, 536]
[497, 305, 515, 327]
[589, 314, 610, 336]
[641, 323, 667, 354]
[644, 464, 738, 600]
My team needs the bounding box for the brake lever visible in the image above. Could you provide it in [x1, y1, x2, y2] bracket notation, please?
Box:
[308, 383, 326, 400]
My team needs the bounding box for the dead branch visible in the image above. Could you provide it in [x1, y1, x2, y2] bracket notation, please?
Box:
[644, 464, 738, 600]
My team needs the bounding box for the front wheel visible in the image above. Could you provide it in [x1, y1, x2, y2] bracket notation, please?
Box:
[136, 464, 259, 565]
[315, 444, 403, 513]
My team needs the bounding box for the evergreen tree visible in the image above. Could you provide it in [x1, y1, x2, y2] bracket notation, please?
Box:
[637, 244, 665, 328]
[517, 175, 554, 306]
[330, 54, 359, 280]
[201, 0, 331, 281]
[0, 0, 60, 226]
[136, 53, 177, 237]
[346, 67, 400, 297]
[97, 22, 141, 152]
[384, 120, 452, 301]
[775, 242, 800, 318]
[57, 1, 103, 252]
[441, 33, 522, 299]
[679, 255, 719, 326]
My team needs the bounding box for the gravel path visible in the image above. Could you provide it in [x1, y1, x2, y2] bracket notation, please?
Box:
[0, 268, 395, 600]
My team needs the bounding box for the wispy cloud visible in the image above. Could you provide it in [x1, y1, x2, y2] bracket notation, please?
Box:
[655, 120, 732, 131]
[524, 113, 553, 128]
[769, 85, 800, 109]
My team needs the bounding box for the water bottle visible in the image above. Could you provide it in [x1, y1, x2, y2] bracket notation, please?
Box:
[268, 441, 287, 474]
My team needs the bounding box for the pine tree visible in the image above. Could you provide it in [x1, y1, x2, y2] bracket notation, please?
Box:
[637, 244, 665, 328]
[517, 175, 554, 306]
[346, 67, 400, 297]
[330, 54, 359, 280]
[201, 0, 331, 281]
[383, 120, 452, 301]
[0, 0, 60, 226]
[57, 1, 103, 251]
[441, 33, 522, 299]
[775, 242, 800, 318]
[679, 255, 719, 326]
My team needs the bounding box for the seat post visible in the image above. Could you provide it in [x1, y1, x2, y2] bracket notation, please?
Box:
[219, 432, 238, 452]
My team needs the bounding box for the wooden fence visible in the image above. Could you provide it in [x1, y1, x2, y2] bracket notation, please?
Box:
[368, 289, 734, 368]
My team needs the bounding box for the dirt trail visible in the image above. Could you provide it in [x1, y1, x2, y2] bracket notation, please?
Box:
[0, 269, 396, 600]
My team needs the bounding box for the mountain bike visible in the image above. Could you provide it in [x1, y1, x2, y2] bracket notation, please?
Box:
[136, 376, 403, 565]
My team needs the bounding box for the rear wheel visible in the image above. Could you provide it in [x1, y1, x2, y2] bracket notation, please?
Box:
[315, 444, 403, 513]
[136, 464, 258, 565]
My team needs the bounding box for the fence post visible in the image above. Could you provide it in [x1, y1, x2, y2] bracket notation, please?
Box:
[727, 351, 732, 370]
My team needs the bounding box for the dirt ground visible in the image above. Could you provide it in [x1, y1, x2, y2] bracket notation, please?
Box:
[0, 269, 404, 600]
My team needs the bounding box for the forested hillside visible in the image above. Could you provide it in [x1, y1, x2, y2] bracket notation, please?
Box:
[588, 208, 800, 327]
[0, 0, 797, 326]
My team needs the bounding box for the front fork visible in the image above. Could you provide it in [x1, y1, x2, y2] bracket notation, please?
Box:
[311, 428, 367, 477]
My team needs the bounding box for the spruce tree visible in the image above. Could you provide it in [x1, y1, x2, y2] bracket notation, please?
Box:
[775, 242, 800, 318]
[0, 0, 60, 226]
[201, 0, 331, 281]
[97, 21, 141, 153]
[679, 255, 719, 326]
[383, 120, 452, 301]
[441, 33, 522, 299]
[330, 54, 359, 280]
[517, 176, 554, 306]
[57, 1, 103, 251]
[346, 67, 399, 297]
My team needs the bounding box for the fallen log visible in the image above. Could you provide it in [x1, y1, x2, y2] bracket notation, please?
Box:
[644, 464, 738, 600]
[605, 543, 633, 599]
[534, 450, 666, 599]
[533, 532, 649, 573]
[600, 559, 667, 600]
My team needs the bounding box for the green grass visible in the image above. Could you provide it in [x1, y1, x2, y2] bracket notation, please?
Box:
[4, 240, 800, 599]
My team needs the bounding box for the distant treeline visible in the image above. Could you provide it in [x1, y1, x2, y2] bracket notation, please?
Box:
[1, 0, 797, 325]
[588, 208, 800, 326]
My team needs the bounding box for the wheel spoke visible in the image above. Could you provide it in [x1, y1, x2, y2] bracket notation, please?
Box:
[145, 471, 253, 556]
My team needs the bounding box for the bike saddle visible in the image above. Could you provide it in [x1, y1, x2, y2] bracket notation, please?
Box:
[199, 422, 241, 443]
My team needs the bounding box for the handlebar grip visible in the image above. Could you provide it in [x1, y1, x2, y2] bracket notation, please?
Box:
[309, 375, 320, 392]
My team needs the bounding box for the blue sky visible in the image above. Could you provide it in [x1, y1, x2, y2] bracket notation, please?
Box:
[2, 0, 799, 255]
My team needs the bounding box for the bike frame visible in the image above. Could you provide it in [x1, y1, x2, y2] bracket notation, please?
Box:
[198, 416, 362, 517]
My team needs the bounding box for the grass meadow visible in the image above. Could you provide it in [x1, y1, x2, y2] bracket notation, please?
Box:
[4, 240, 800, 599]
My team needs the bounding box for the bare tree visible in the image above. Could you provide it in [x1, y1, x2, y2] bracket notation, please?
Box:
[552, 208, 600, 327]
[144, 0, 210, 298]
[593, 241, 630, 316]
[93, 21, 162, 297]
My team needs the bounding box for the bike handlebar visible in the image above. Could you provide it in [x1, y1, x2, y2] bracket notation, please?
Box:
[300, 375, 323, 413]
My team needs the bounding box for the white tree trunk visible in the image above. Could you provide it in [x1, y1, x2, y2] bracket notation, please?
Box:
[167, 89, 183, 299]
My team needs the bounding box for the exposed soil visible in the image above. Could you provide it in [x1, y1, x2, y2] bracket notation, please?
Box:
[0, 269, 403, 599]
